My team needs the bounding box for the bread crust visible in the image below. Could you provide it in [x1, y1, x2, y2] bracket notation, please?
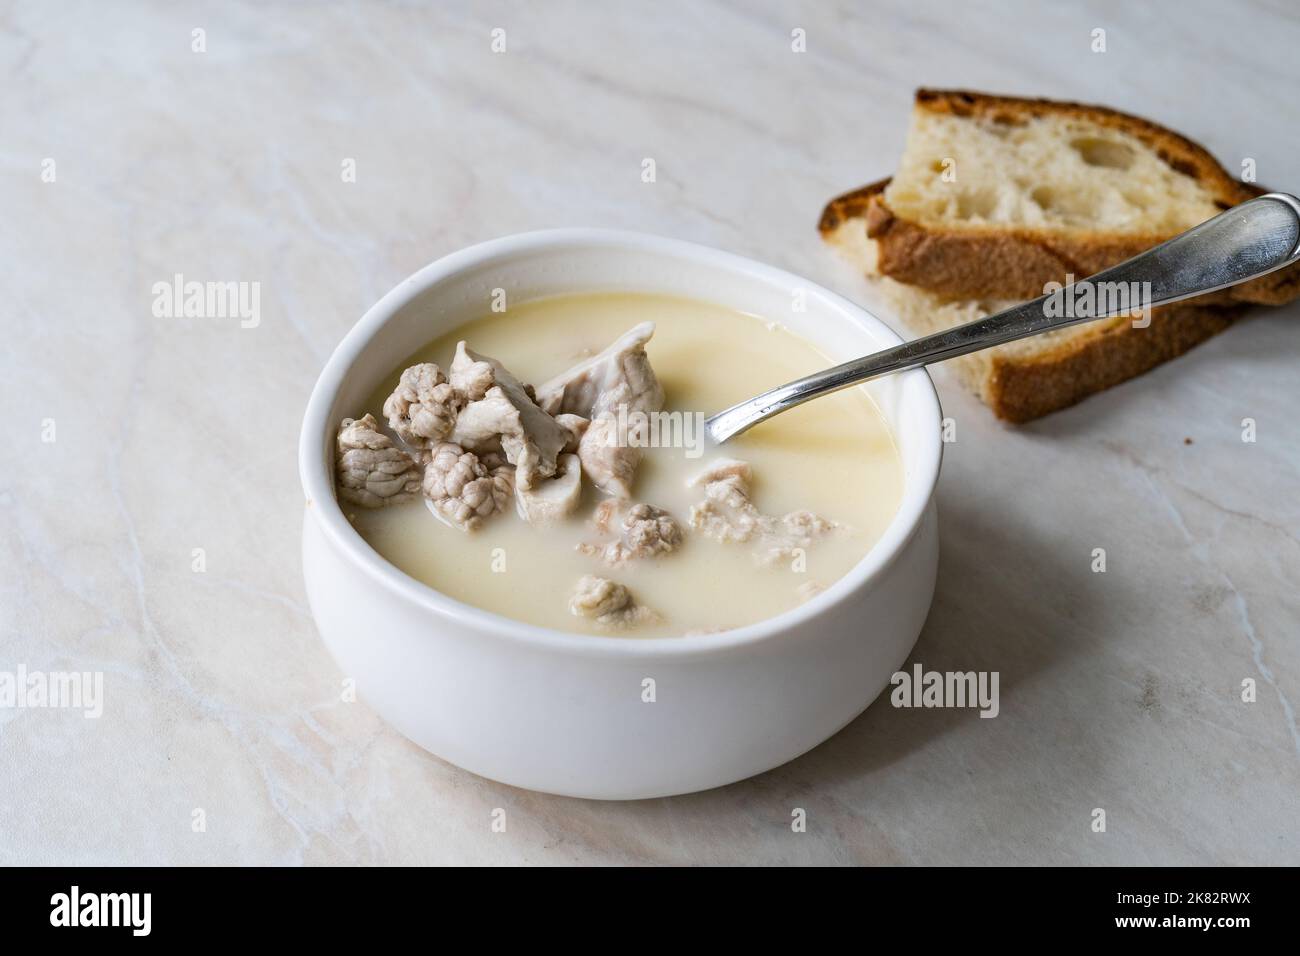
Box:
[821, 185, 1246, 419]
[818, 91, 1300, 306]
[984, 304, 1237, 422]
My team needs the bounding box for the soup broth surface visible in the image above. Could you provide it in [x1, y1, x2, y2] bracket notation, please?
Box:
[349, 293, 903, 637]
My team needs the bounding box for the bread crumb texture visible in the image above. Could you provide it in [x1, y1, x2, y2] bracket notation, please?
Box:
[885, 108, 1222, 234]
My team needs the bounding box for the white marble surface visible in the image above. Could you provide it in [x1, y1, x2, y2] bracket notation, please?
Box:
[2, 0, 1298, 865]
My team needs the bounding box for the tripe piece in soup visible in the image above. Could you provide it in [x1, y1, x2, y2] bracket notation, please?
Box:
[336, 292, 904, 638]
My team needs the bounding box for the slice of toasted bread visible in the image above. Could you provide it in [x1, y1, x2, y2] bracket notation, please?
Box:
[874, 278, 1238, 422]
[819, 89, 1294, 422]
[820, 90, 1300, 305]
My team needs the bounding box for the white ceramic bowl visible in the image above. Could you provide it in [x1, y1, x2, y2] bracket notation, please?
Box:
[299, 229, 942, 800]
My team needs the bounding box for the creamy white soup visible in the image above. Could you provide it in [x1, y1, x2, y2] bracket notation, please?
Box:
[338, 292, 903, 637]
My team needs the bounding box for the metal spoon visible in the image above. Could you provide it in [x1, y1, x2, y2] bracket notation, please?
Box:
[706, 193, 1300, 443]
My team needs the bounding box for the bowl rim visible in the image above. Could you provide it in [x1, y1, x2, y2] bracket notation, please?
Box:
[299, 228, 943, 660]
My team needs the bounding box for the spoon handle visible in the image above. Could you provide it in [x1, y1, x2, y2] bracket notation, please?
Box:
[707, 193, 1300, 442]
